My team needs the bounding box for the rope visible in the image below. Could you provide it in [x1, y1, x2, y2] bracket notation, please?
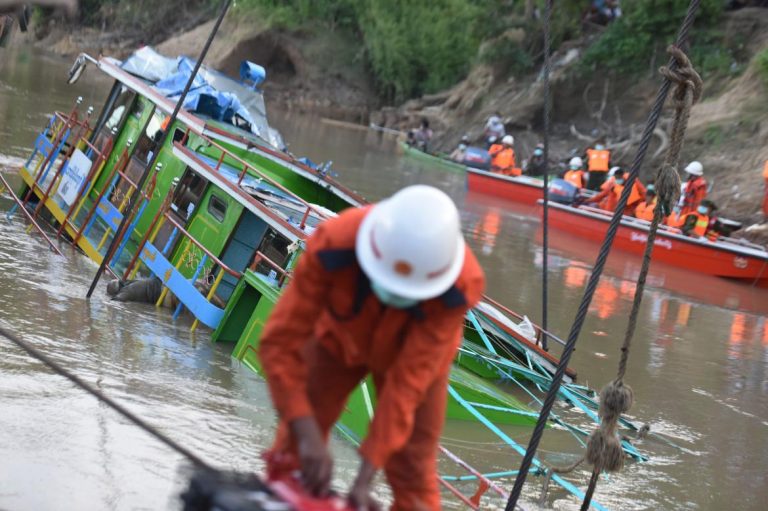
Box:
[540, 0, 553, 352]
[579, 44, 702, 511]
[0, 324, 213, 470]
[504, 1, 703, 508]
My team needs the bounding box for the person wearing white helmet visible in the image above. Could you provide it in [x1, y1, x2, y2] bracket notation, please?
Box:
[680, 160, 707, 215]
[489, 135, 520, 176]
[259, 185, 485, 511]
[563, 156, 586, 189]
[585, 141, 611, 190]
[484, 111, 506, 147]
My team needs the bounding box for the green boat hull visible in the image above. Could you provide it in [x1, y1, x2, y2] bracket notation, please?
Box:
[400, 142, 466, 174]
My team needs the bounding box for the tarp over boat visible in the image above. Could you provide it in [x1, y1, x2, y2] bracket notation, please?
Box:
[120, 46, 276, 147]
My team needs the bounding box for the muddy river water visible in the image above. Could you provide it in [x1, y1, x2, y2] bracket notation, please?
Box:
[1, 47, 767, 511]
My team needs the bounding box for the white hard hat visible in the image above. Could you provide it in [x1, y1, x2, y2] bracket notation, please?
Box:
[609, 166, 621, 177]
[684, 161, 703, 176]
[502, 135, 514, 145]
[569, 156, 583, 168]
[356, 185, 465, 301]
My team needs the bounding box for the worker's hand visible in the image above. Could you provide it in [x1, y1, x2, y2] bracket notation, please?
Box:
[348, 458, 380, 511]
[290, 417, 333, 497]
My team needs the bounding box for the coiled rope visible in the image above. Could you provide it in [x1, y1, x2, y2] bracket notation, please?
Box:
[505, 1, 703, 509]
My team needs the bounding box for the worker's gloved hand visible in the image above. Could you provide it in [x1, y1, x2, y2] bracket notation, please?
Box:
[290, 417, 333, 497]
[348, 458, 380, 511]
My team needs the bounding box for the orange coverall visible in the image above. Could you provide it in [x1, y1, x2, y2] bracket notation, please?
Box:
[259, 206, 485, 511]
[489, 144, 519, 175]
[762, 160, 768, 218]
[680, 176, 707, 215]
[587, 180, 646, 215]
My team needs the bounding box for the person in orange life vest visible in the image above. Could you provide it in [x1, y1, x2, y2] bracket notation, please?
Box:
[681, 199, 719, 240]
[679, 161, 707, 215]
[563, 157, 587, 189]
[634, 184, 660, 221]
[585, 142, 611, 191]
[490, 135, 519, 176]
[600, 166, 622, 191]
[258, 185, 485, 511]
[762, 159, 768, 220]
[586, 169, 646, 214]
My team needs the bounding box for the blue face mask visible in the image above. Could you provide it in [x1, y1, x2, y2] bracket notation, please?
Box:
[534, 149, 543, 156]
[697, 206, 708, 215]
[615, 178, 625, 185]
[371, 281, 419, 309]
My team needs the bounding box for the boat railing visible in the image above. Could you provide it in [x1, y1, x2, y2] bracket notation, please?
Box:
[480, 294, 567, 349]
[180, 127, 331, 230]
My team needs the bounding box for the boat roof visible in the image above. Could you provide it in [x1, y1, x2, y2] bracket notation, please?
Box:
[80, 53, 365, 208]
[172, 144, 333, 242]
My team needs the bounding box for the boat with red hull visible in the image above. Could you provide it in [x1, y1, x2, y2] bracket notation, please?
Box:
[541, 201, 768, 287]
[466, 168, 545, 205]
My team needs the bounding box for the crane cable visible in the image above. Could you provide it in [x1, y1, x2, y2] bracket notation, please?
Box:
[505, 0, 703, 509]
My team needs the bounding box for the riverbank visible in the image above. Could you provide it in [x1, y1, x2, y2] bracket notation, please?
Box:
[8, 5, 768, 232]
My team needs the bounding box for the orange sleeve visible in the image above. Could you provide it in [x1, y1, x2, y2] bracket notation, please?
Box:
[587, 187, 608, 204]
[258, 227, 334, 423]
[359, 264, 485, 468]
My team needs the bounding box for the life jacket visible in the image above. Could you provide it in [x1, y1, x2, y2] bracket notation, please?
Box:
[564, 169, 586, 189]
[634, 199, 657, 221]
[600, 182, 644, 213]
[490, 146, 516, 174]
[763, 160, 768, 181]
[586, 148, 610, 172]
[666, 211, 685, 228]
[689, 212, 709, 237]
[681, 176, 707, 214]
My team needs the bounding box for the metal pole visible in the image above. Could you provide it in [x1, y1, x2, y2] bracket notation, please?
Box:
[540, 0, 552, 352]
[85, 0, 233, 298]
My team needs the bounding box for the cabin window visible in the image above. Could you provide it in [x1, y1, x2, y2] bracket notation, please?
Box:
[172, 168, 207, 220]
[173, 128, 186, 144]
[104, 86, 135, 132]
[254, 229, 291, 276]
[208, 194, 228, 222]
[133, 110, 163, 163]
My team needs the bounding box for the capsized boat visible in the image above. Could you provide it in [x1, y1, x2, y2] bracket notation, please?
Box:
[3, 46, 650, 509]
[541, 201, 768, 287]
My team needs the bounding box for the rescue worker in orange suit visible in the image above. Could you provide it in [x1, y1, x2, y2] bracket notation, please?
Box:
[490, 135, 520, 176]
[585, 142, 611, 191]
[563, 157, 587, 189]
[585, 169, 646, 214]
[258, 185, 485, 510]
[679, 161, 707, 215]
[681, 199, 719, 240]
[762, 159, 768, 221]
[634, 184, 660, 221]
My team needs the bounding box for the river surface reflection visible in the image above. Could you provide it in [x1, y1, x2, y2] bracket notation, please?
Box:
[1, 46, 767, 510]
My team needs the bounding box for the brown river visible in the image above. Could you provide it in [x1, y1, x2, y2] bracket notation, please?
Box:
[1, 47, 767, 511]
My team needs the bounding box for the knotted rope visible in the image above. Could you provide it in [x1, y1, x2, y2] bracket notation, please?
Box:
[580, 45, 703, 511]
[504, 0, 703, 508]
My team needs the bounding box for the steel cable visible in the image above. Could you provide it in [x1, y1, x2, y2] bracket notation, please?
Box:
[504, 1, 702, 509]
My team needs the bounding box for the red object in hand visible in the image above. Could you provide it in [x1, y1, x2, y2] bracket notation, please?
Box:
[265, 452, 354, 511]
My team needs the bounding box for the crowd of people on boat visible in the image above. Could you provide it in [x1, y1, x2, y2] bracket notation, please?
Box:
[446, 112, 768, 242]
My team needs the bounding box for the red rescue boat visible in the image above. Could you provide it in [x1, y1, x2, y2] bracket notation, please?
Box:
[466, 168, 545, 205]
[541, 201, 768, 287]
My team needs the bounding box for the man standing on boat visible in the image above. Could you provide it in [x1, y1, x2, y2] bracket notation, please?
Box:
[585, 142, 611, 190]
[259, 185, 485, 510]
[490, 135, 519, 176]
[678, 161, 707, 215]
